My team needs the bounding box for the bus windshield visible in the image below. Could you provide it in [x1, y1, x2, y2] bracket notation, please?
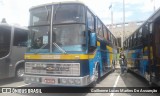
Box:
[54, 4, 85, 24]
[53, 24, 86, 52]
[28, 4, 86, 53]
[0, 26, 11, 58]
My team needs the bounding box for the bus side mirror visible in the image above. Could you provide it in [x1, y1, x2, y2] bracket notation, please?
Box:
[90, 32, 97, 47]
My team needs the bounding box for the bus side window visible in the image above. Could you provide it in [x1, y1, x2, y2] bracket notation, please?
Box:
[87, 10, 95, 32]
[149, 23, 153, 33]
[106, 30, 109, 41]
[133, 33, 136, 46]
[136, 32, 138, 45]
[110, 35, 113, 43]
[137, 28, 142, 45]
[132, 35, 134, 46]
[113, 38, 115, 45]
[103, 26, 107, 40]
[126, 40, 128, 49]
[128, 38, 130, 48]
[13, 28, 28, 47]
[115, 38, 117, 46]
[129, 37, 132, 48]
[131, 37, 132, 48]
[127, 39, 129, 48]
[97, 19, 103, 37]
[108, 32, 110, 41]
[131, 36, 133, 47]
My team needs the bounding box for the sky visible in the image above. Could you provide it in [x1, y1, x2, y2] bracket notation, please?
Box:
[0, 0, 160, 26]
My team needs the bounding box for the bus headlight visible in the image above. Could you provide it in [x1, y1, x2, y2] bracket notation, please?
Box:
[36, 78, 40, 82]
[61, 78, 68, 84]
[74, 79, 81, 85]
[68, 79, 74, 84]
[60, 78, 81, 85]
[31, 77, 35, 81]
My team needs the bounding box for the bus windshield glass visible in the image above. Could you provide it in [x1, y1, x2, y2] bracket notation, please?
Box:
[0, 26, 11, 58]
[29, 6, 51, 26]
[53, 24, 86, 52]
[28, 4, 86, 53]
[54, 4, 85, 24]
[28, 26, 50, 53]
[28, 5, 51, 53]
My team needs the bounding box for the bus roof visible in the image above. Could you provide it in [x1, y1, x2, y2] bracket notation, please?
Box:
[30, 1, 85, 10]
[0, 23, 28, 30]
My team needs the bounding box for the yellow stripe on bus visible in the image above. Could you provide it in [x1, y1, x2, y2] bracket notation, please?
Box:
[144, 47, 148, 51]
[143, 46, 153, 59]
[25, 53, 96, 60]
[143, 56, 148, 59]
[97, 41, 100, 46]
[106, 46, 113, 65]
[106, 46, 112, 53]
[150, 47, 153, 59]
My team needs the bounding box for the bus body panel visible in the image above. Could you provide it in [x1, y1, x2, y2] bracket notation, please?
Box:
[0, 58, 10, 79]
[0, 24, 28, 79]
[9, 46, 27, 77]
[124, 8, 160, 86]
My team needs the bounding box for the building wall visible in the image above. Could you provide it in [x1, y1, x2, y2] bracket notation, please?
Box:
[107, 21, 144, 40]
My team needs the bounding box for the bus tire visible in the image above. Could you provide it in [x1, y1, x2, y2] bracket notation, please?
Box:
[112, 60, 115, 72]
[91, 63, 100, 87]
[95, 63, 100, 83]
[16, 66, 24, 80]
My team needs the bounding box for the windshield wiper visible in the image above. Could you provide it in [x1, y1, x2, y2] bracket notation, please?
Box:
[34, 43, 48, 54]
[53, 42, 67, 54]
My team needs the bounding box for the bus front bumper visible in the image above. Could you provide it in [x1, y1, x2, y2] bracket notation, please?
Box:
[24, 75, 91, 87]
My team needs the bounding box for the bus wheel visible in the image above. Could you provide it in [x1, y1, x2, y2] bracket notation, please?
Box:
[91, 65, 100, 87]
[16, 67, 24, 80]
[95, 64, 100, 83]
[94, 65, 99, 82]
[112, 60, 115, 72]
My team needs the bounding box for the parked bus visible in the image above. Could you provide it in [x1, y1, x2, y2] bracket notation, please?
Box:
[24, 2, 117, 86]
[0, 23, 28, 80]
[123, 8, 160, 86]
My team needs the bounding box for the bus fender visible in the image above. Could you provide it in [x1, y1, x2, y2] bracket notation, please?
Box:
[91, 62, 100, 82]
[14, 60, 25, 80]
[15, 60, 25, 70]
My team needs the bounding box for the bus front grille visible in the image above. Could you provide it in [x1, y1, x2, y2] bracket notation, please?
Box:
[25, 62, 80, 76]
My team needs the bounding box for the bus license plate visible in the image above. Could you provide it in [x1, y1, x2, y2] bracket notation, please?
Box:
[42, 78, 56, 84]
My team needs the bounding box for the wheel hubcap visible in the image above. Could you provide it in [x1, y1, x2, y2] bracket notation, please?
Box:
[17, 68, 24, 77]
[94, 67, 98, 81]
